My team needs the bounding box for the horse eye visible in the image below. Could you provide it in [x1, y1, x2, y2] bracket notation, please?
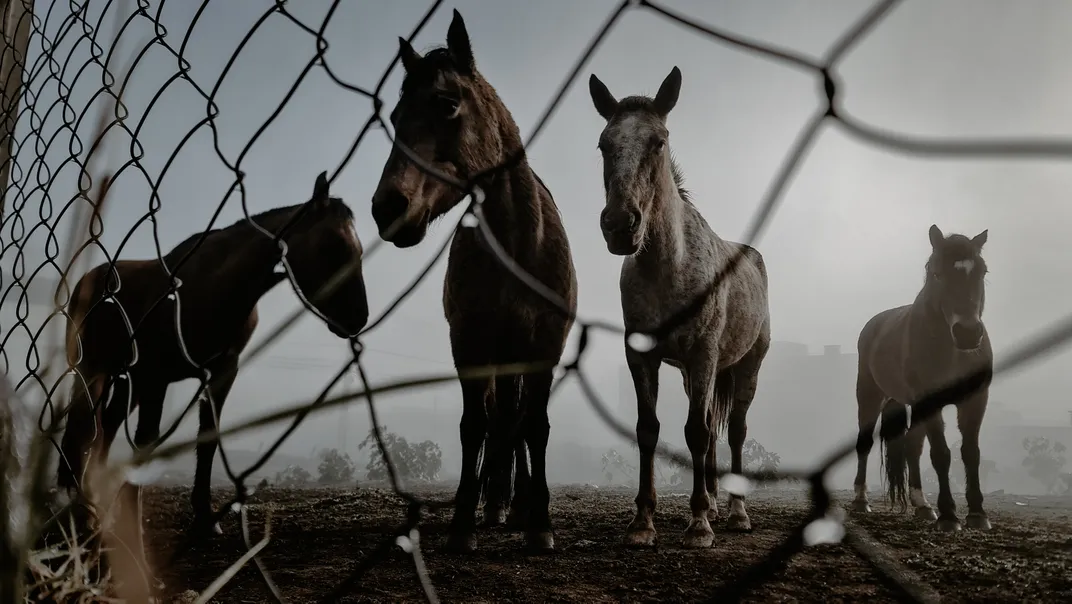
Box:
[434, 94, 460, 118]
[652, 139, 665, 152]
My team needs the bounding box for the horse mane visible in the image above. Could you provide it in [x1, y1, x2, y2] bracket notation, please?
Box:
[669, 154, 693, 206]
[167, 197, 353, 259]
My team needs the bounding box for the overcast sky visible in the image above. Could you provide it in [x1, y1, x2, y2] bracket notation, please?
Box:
[4, 0, 1072, 483]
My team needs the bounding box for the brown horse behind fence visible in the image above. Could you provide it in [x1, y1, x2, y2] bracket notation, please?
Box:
[852, 224, 993, 532]
[59, 172, 369, 534]
[371, 10, 578, 552]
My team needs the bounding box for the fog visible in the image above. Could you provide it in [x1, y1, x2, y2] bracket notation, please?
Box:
[3, 0, 1072, 496]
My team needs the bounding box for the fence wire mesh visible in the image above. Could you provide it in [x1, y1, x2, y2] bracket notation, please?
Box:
[2, 0, 1072, 602]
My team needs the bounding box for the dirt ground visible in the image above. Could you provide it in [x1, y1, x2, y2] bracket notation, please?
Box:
[139, 483, 1072, 603]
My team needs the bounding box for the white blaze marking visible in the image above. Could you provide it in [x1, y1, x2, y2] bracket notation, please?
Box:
[953, 259, 974, 274]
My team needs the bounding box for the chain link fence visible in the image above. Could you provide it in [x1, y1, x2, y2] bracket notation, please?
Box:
[2, 0, 1072, 602]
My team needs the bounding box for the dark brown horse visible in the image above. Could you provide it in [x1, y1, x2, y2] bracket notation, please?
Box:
[59, 172, 368, 533]
[852, 224, 992, 532]
[588, 67, 771, 548]
[371, 10, 577, 552]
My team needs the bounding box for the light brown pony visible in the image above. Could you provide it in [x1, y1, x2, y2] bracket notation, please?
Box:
[588, 67, 771, 548]
[852, 224, 992, 532]
[58, 172, 369, 533]
[371, 10, 577, 553]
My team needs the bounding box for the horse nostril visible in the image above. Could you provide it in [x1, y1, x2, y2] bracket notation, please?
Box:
[372, 190, 409, 230]
[951, 322, 983, 347]
[628, 209, 641, 232]
[600, 208, 613, 230]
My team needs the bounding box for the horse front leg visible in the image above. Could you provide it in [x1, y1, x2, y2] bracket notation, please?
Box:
[958, 393, 991, 530]
[520, 368, 555, 553]
[623, 347, 660, 547]
[924, 415, 960, 532]
[905, 426, 937, 522]
[191, 360, 238, 535]
[682, 355, 717, 549]
[446, 375, 491, 552]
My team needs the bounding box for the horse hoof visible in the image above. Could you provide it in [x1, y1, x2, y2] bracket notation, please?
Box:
[480, 509, 508, 528]
[444, 532, 478, 553]
[726, 514, 752, 532]
[623, 528, 657, 548]
[914, 507, 938, 522]
[965, 514, 992, 531]
[682, 530, 714, 549]
[192, 517, 222, 537]
[850, 500, 872, 514]
[682, 519, 715, 548]
[525, 531, 555, 553]
[934, 517, 962, 533]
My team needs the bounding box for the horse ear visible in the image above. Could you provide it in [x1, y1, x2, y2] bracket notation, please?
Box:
[588, 74, 618, 120]
[397, 37, 422, 73]
[972, 229, 988, 249]
[928, 224, 945, 249]
[312, 171, 329, 206]
[653, 66, 682, 117]
[446, 9, 475, 74]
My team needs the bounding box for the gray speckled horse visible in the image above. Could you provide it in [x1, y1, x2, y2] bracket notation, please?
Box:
[852, 224, 993, 533]
[588, 67, 771, 548]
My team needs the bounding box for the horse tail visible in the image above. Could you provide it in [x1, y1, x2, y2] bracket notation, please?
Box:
[879, 399, 909, 512]
[712, 370, 735, 438]
[477, 377, 521, 508]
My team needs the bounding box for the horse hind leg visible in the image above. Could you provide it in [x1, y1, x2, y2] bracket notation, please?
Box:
[725, 337, 767, 533]
[681, 355, 720, 549]
[506, 440, 530, 530]
[852, 365, 883, 514]
[478, 377, 509, 528]
[905, 421, 937, 522]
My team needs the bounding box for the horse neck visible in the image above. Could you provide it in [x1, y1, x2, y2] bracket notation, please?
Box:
[909, 280, 951, 344]
[633, 159, 686, 269]
[477, 155, 545, 253]
[177, 212, 294, 313]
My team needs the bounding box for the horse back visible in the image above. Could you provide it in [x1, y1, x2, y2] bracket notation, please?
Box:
[856, 304, 914, 400]
[65, 259, 160, 373]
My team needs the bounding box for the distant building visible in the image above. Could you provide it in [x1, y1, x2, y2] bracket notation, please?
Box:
[616, 341, 859, 476]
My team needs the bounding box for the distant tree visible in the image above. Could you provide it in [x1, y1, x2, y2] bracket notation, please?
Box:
[1021, 437, 1069, 494]
[601, 448, 636, 485]
[654, 456, 685, 488]
[358, 426, 443, 482]
[317, 448, 357, 485]
[273, 464, 313, 487]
